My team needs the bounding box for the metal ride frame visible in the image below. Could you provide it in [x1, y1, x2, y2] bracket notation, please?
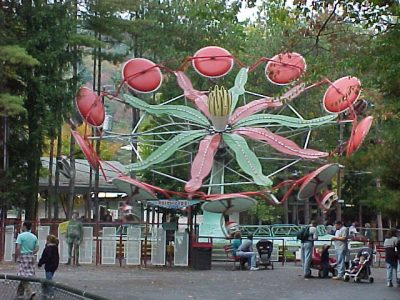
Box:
[73, 46, 373, 237]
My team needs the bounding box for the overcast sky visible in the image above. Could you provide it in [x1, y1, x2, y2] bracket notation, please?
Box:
[237, 0, 295, 22]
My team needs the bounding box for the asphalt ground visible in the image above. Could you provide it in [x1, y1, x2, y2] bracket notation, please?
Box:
[1, 262, 399, 300]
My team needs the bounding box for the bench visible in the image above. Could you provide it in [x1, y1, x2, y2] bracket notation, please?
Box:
[223, 244, 247, 270]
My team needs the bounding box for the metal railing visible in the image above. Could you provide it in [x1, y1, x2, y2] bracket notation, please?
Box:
[0, 220, 395, 266]
[0, 274, 109, 300]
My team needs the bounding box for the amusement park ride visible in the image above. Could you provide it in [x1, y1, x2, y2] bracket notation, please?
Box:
[73, 46, 373, 238]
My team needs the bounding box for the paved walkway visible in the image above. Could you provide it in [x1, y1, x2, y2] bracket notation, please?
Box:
[1, 262, 399, 300]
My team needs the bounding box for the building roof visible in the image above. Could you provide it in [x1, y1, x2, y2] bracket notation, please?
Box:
[39, 157, 127, 194]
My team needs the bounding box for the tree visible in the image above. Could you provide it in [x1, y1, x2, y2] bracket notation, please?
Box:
[0, 6, 39, 215]
[292, 0, 400, 224]
[0, 1, 82, 219]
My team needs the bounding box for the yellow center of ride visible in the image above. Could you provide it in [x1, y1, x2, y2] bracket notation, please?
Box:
[208, 85, 232, 117]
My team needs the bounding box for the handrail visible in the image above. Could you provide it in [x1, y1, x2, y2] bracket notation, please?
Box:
[0, 274, 109, 300]
[238, 224, 330, 237]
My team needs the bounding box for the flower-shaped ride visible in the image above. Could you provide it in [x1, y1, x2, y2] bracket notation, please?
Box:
[72, 46, 373, 215]
[123, 67, 334, 194]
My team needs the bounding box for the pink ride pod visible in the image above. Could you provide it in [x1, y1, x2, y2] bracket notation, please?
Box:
[122, 58, 162, 93]
[323, 76, 361, 113]
[265, 52, 306, 85]
[192, 46, 234, 78]
[75, 87, 105, 127]
[346, 116, 373, 156]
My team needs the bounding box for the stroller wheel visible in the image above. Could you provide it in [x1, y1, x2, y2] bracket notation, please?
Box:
[369, 277, 374, 283]
[354, 277, 360, 283]
[343, 275, 350, 282]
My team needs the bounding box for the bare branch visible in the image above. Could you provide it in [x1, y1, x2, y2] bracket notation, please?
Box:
[315, 1, 342, 49]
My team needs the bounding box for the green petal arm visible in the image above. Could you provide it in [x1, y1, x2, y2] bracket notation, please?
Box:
[126, 130, 207, 171]
[229, 68, 248, 113]
[233, 113, 338, 128]
[122, 94, 210, 127]
[222, 133, 273, 187]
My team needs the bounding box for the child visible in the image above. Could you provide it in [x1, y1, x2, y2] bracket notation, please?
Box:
[38, 235, 60, 280]
[349, 255, 366, 274]
[384, 228, 398, 287]
[320, 245, 331, 278]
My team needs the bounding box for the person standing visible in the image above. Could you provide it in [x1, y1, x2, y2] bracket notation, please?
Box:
[384, 228, 398, 287]
[103, 210, 113, 222]
[236, 233, 259, 271]
[364, 223, 372, 241]
[15, 221, 39, 298]
[38, 234, 60, 297]
[301, 220, 318, 279]
[349, 222, 358, 238]
[38, 234, 60, 280]
[331, 220, 348, 280]
[397, 228, 400, 287]
[66, 211, 83, 266]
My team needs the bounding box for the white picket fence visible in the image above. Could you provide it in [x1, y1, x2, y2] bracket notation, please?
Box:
[3, 225, 189, 267]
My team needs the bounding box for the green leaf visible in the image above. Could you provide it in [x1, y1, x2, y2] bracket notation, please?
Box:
[126, 130, 207, 171]
[222, 133, 273, 186]
[122, 94, 210, 126]
[229, 68, 248, 113]
[234, 113, 338, 128]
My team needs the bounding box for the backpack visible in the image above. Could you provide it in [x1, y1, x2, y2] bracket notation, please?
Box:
[296, 226, 310, 241]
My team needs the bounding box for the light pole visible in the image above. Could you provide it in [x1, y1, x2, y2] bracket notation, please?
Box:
[376, 178, 383, 242]
[336, 114, 344, 221]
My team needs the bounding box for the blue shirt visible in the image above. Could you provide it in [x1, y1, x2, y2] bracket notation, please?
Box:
[16, 231, 38, 254]
[232, 239, 241, 256]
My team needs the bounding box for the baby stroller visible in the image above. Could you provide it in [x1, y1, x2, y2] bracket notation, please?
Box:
[256, 239, 274, 269]
[311, 247, 336, 278]
[343, 247, 374, 283]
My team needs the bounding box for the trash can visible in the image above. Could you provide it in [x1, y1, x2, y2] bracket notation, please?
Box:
[192, 242, 213, 270]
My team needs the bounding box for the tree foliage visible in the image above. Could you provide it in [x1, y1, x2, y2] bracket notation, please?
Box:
[0, 1, 79, 219]
[291, 0, 400, 221]
[1, 0, 399, 224]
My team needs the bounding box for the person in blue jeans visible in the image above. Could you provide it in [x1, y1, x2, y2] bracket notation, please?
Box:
[231, 231, 247, 269]
[301, 220, 318, 278]
[331, 220, 348, 280]
[236, 233, 259, 271]
[231, 231, 242, 256]
[383, 228, 398, 287]
[38, 234, 60, 296]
